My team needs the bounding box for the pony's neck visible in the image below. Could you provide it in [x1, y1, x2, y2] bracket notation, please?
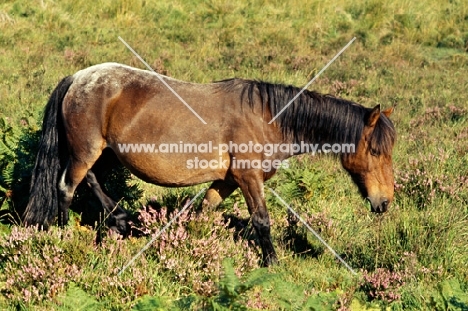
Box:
[263, 85, 368, 150]
[216, 79, 371, 154]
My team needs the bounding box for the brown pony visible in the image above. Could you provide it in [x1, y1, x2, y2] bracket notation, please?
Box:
[24, 62, 396, 266]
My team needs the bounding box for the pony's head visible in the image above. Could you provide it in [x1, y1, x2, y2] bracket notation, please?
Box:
[341, 105, 396, 213]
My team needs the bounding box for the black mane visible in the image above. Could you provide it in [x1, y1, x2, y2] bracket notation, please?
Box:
[217, 79, 395, 155]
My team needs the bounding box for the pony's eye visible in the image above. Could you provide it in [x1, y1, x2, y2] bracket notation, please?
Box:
[370, 148, 379, 156]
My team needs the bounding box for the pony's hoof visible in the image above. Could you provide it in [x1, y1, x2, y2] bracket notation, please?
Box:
[107, 213, 129, 237]
[263, 254, 279, 267]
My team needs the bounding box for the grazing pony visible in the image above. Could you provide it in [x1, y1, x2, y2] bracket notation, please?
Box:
[24, 63, 396, 266]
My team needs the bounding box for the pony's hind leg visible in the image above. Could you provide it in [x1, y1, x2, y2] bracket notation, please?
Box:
[85, 170, 128, 235]
[57, 140, 106, 227]
[58, 160, 91, 227]
[199, 179, 238, 212]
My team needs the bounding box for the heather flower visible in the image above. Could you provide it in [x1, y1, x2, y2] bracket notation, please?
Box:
[394, 148, 466, 207]
[360, 268, 406, 303]
[0, 227, 83, 304]
[129, 202, 260, 296]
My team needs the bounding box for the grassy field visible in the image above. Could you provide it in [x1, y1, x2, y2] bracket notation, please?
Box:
[0, 0, 467, 309]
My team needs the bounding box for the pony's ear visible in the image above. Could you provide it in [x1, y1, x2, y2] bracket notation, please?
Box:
[382, 107, 394, 117]
[367, 104, 381, 127]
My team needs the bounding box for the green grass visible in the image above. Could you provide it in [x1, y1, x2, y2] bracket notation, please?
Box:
[0, 0, 467, 309]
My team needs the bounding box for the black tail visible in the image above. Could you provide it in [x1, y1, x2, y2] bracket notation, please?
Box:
[23, 76, 74, 228]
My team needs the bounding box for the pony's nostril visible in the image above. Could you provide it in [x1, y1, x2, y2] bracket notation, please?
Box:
[367, 197, 390, 213]
[381, 199, 389, 211]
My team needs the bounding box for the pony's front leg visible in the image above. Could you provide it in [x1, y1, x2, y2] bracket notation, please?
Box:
[235, 171, 278, 266]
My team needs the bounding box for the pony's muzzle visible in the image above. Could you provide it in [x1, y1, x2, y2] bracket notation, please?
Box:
[367, 197, 389, 213]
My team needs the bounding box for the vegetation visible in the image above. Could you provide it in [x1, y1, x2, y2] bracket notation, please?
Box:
[0, 0, 467, 309]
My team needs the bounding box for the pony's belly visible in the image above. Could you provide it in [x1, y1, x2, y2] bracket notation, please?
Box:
[114, 152, 229, 186]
